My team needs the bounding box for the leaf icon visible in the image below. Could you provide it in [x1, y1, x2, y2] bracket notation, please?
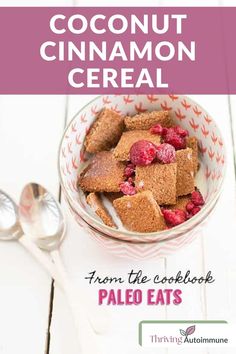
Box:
[180, 329, 187, 336]
[186, 325, 196, 336]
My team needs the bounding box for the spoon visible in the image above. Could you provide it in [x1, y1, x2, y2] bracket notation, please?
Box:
[19, 183, 106, 352]
[0, 189, 62, 286]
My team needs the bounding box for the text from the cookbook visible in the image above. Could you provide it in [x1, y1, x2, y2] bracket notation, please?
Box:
[85, 270, 215, 306]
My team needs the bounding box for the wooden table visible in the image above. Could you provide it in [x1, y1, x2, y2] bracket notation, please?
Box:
[0, 1, 236, 354]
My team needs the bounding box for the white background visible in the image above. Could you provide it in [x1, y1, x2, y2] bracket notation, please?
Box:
[0, 1, 236, 354]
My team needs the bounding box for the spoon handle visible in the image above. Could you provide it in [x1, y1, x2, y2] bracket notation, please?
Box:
[51, 250, 103, 354]
[19, 235, 63, 288]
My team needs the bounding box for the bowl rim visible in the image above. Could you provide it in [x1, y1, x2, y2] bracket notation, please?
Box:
[58, 94, 226, 241]
[67, 194, 219, 245]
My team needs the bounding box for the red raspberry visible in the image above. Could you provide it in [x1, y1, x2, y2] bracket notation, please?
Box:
[173, 126, 189, 137]
[150, 124, 163, 135]
[186, 212, 192, 220]
[191, 206, 201, 215]
[191, 190, 205, 206]
[124, 163, 135, 178]
[186, 201, 195, 212]
[161, 127, 169, 136]
[162, 209, 186, 227]
[163, 128, 186, 150]
[130, 140, 157, 166]
[127, 177, 134, 184]
[156, 143, 176, 164]
[120, 181, 136, 196]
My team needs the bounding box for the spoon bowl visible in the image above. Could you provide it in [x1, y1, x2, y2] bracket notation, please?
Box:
[0, 190, 22, 241]
[0, 189, 62, 285]
[19, 183, 65, 251]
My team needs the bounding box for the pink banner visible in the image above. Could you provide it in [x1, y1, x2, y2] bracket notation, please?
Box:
[0, 7, 235, 94]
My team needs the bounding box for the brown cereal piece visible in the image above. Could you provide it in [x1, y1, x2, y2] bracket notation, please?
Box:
[113, 130, 161, 161]
[176, 148, 195, 197]
[135, 163, 177, 205]
[124, 110, 173, 130]
[104, 192, 123, 203]
[166, 195, 191, 211]
[86, 193, 116, 228]
[113, 191, 166, 232]
[84, 108, 124, 154]
[187, 136, 199, 174]
[78, 151, 125, 192]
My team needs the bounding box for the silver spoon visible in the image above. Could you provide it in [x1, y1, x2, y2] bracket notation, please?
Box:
[0, 189, 62, 285]
[19, 183, 106, 352]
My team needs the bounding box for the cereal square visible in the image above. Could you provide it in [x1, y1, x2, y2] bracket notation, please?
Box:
[187, 136, 199, 174]
[176, 148, 195, 197]
[78, 151, 125, 192]
[86, 193, 116, 228]
[124, 110, 173, 130]
[135, 162, 177, 205]
[113, 191, 166, 232]
[85, 108, 124, 153]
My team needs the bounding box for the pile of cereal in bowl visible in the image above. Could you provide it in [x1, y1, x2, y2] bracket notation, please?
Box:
[77, 108, 205, 233]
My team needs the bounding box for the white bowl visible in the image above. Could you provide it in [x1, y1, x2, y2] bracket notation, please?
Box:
[58, 95, 226, 259]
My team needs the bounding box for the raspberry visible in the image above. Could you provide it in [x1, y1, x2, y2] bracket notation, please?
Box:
[124, 163, 135, 178]
[186, 201, 195, 212]
[191, 206, 201, 215]
[162, 209, 186, 227]
[120, 181, 136, 196]
[127, 177, 134, 184]
[163, 128, 186, 150]
[156, 143, 176, 164]
[186, 212, 192, 220]
[150, 124, 163, 135]
[161, 127, 169, 136]
[191, 190, 205, 206]
[130, 140, 157, 166]
[173, 126, 189, 137]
